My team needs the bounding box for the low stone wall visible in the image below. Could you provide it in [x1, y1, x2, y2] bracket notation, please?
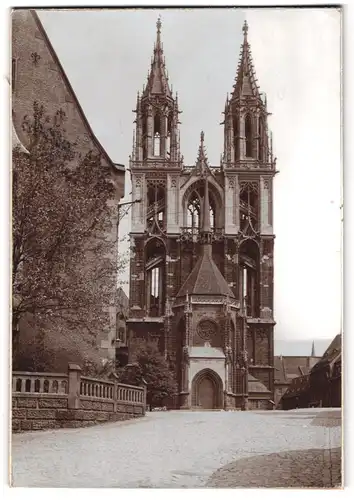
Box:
[12, 364, 146, 432]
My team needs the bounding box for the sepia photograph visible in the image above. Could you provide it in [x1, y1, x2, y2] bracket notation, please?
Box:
[9, 3, 342, 490]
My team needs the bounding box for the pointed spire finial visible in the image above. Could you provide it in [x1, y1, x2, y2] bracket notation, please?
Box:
[157, 16, 162, 34]
[200, 130, 204, 144]
[311, 340, 316, 357]
[242, 20, 248, 39]
[155, 16, 162, 50]
[201, 173, 212, 238]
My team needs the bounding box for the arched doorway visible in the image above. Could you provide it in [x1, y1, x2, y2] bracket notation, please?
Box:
[191, 369, 223, 409]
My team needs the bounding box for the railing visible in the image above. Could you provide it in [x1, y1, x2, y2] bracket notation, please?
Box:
[12, 372, 68, 394]
[13, 364, 146, 408]
[180, 227, 224, 242]
[80, 376, 114, 400]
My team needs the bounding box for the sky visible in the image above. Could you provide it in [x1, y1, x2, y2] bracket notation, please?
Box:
[36, 7, 342, 346]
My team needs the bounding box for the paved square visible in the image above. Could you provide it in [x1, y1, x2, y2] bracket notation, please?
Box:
[11, 408, 342, 488]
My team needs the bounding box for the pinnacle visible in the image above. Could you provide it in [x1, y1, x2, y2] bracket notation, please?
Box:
[142, 16, 172, 98]
[231, 20, 261, 100]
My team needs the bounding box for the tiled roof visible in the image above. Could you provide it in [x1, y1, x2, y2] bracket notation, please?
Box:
[248, 374, 270, 394]
[176, 247, 234, 298]
[282, 374, 310, 399]
[274, 356, 321, 384]
[311, 334, 342, 373]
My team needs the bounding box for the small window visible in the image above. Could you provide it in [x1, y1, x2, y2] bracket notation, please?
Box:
[12, 58, 17, 92]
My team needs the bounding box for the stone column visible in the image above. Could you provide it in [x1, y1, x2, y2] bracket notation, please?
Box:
[68, 363, 82, 409]
[240, 113, 246, 159]
[136, 113, 143, 161]
[160, 109, 168, 158]
[226, 113, 234, 163]
[260, 177, 272, 235]
[167, 175, 179, 233]
[131, 175, 145, 233]
[147, 105, 153, 158]
[253, 112, 259, 159]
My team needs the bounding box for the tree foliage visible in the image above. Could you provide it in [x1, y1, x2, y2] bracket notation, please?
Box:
[12, 101, 123, 359]
[117, 338, 177, 409]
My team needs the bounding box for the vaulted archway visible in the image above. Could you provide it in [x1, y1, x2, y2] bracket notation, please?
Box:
[191, 369, 223, 409]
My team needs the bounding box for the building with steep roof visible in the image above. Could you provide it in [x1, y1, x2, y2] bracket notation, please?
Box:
[274, 353, 321, 408]
[127, 20, 277, 409]
[309, 334, 342, 408]
[12, 10, 125, 366]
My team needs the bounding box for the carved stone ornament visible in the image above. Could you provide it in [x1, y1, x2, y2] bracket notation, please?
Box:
[182, 346, 190, 365]
[197, 319, 217, 341]
[225, 346, 233, 364]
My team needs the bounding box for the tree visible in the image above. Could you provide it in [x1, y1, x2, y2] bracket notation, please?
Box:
[117, 338, 177, 409]
[12, 101, 123, 365]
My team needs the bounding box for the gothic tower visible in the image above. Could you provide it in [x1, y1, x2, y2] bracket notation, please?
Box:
[128, 17, 182, 354]
[128, 19, 276, 410]
[221, 20, 277, 409]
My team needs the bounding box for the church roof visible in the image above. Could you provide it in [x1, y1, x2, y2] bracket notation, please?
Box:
[142, 17, 172, 98]
[248, 374, 270, 394]
[17, 11, 124, 175]
[274, 355, 322, 385]
[281, 374, 310, 400]
[177, 246, 235, 298]
[311, 334, 342, 373]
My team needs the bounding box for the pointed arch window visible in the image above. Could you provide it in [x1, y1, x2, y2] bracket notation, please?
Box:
[166, 112, 173, 158]
[166, 133, 171, 157]
[146, 185, 165, 233]
[239, 183, 259, 232]
[187, 191, 201, 233]
[145, 239, 165, 317]
[153, 133, 161, 156]
[239, 240, 260, 318]
[245, 114, 253, 158]
[186, 187, 216, 232]
[153, 114, 161, 157]
[233, 115, 240, 162]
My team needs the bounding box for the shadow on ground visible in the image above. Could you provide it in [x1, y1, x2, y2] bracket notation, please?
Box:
[206, 448, 342, 488]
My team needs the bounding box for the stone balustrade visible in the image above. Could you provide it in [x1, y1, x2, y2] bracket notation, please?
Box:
[12, 364, 146, 432]
[13, 372, 68, 395]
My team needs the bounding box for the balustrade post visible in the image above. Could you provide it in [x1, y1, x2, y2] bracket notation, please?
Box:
[68, 363, 82, 409]
[142, 382, 147, 414]
[113, 381, 117, 413]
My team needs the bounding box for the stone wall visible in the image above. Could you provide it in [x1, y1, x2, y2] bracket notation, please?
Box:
[12, 10, 125, 364]
[12, 364, 146, 432]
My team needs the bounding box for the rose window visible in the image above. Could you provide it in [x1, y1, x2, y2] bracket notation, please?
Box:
[197, 319, 217, 341]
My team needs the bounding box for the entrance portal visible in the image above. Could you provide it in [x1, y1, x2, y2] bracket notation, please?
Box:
[191, 369, 223, 409]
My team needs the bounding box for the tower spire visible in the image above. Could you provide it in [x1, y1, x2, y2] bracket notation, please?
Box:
[242, 19, 248, 40]
[311, 340, 316, 357]
[156, 16, 162, 46]
[196, 130, 208, 175]
[143, 16, 172, 98]
[198, 131, 212, 248]
[231, 20, 260, 99]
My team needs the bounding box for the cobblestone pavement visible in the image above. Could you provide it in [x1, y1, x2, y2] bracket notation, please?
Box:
[11, 408, 342, 488]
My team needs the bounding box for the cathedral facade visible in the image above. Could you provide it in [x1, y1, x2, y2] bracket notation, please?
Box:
[127, 19, 277, 410]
